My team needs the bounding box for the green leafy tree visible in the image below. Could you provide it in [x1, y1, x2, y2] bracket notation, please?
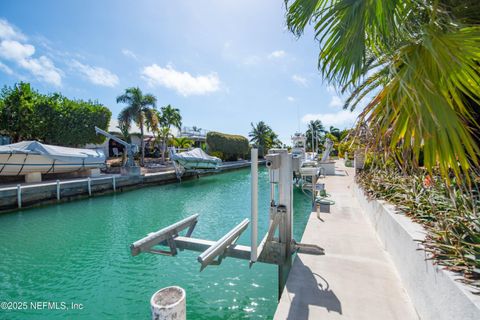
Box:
[206, 131, 249, 160]
[0, 82, 111, 146]
[285, 0, 480, 181]
[116, 87, 157, 166]
[0, 82, 37, 142]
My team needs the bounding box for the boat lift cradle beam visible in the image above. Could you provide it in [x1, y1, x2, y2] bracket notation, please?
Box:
[130, 148, 324, 298]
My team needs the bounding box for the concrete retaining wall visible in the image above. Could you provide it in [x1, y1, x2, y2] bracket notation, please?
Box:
[354, 183, 480, 320]
[0, 161, 257, 213]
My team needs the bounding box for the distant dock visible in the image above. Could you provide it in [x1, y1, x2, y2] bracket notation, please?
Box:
[0, 160, 258, 213]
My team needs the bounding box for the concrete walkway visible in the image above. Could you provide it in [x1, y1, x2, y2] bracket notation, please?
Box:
[274, 161, 418, 320]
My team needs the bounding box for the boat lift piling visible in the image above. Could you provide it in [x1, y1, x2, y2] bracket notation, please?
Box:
[250, 148, 258, 262]
[130, 148, 324, 299]
[17, 184, 21, 208]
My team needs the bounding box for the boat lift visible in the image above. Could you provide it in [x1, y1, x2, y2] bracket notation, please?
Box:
[94, 127, 140, 175]
[130, 148, 324, 297]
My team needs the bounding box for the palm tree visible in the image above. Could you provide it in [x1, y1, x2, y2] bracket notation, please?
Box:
[328, 126, 341, 141]
[249, 121, 282, 156]
[286, 0, 480, 181]
[158, 104, 182, 162]
[116, 87, 157, 166]
[170, 137, 194, 149]
[306, 120, 325, 152]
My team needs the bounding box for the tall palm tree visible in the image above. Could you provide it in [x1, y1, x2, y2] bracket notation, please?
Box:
[306, 120, 325, 152]
[286, 0, 480, 181]
[116, 87, 157, 166]
[249, 121, 281, 156]
[159, 104, 182, 162]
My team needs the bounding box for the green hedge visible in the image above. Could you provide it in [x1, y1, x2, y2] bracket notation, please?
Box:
[0, 82, 111, 146]
[206, 131, 249, 161]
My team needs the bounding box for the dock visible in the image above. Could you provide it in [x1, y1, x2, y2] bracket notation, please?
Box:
[0, 160, 257, 213]
[274, 162, 418, 320]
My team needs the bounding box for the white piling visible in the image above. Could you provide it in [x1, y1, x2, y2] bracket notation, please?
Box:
[17, 184, 21, 208]
[251, 148, 258, 262]
[150, 286, 186, 320]
[87, 177, 91, 196]
[112, 176, 116, 192]
[56, 180, 60, 201]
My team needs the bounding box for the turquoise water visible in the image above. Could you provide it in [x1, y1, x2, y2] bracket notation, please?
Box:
[0, 168, 311, 319]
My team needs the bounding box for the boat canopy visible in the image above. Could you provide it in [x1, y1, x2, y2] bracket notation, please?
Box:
[171, 148, 221, 165]
[0, 141, 105, 163]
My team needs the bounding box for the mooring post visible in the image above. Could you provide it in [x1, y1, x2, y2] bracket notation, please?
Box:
[150, 286, 186, 320]
[251, 148, 258, 262]
[56, 180, 60, 201]
[278, 151, 293, 298]
[112, 176, 116, 192]
[87, 177, 91, 196]
[17, 184, 22, 208]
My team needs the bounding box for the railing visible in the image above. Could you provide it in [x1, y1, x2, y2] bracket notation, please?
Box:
[6, 175, 120, 209]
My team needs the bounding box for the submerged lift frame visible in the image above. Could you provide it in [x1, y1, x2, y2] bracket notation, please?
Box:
[130, 148, 324, 297]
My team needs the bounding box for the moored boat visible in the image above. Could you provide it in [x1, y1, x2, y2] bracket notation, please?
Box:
[171, 148, 221, 170]
[0, 141, 106, 176]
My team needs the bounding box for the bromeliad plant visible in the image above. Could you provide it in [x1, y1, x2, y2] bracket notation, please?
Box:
[357, 158, 480, 290]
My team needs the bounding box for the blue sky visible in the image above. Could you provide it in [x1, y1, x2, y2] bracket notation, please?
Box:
[0, 0, 359, 144]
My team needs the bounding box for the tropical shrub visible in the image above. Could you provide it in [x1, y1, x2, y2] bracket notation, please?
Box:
[0, 82, 111, 146]
[357, 163, 480, 290]
[206, 131, 249, 161]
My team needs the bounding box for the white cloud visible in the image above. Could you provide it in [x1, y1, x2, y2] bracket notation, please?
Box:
[0, 20, 62, 86]
[121, 48, 137, 60]
[302, 110, 359, 128]
[292, 74, 307, 86]
[0, 61, 13, 75]
[329, 95, 343, 108]
[142, 64, 221, 96]
[0, 40, 35, 60]
[0, 19, 26, 41]
[72, 60, 119, 87]
[287, 96, 295, 102]
[19, 56, 62, 86]
[268, 50, 286, 59]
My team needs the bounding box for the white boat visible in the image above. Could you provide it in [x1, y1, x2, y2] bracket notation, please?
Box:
[171, 148, 221, 170]
[0, 141, 106, 176]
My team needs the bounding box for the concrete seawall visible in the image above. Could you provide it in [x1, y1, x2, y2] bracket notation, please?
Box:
[0, 161, 258, 213]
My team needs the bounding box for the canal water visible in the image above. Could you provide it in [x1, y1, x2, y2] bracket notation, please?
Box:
[0, 168, 312, 319]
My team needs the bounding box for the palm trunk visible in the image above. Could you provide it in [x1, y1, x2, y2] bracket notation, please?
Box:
[140, 124, 145, 167]
[161, 137, 166, 164]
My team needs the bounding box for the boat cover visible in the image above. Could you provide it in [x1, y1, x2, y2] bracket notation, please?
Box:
[0, 141, 105, 162]
[171, 148, 221, 164]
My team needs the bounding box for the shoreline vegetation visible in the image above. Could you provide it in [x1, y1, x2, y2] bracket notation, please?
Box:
[357, 162, 480, 291]
[0, 82, 111, 146]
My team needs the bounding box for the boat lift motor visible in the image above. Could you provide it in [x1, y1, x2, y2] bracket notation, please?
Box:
[130, 148, 324, 297]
